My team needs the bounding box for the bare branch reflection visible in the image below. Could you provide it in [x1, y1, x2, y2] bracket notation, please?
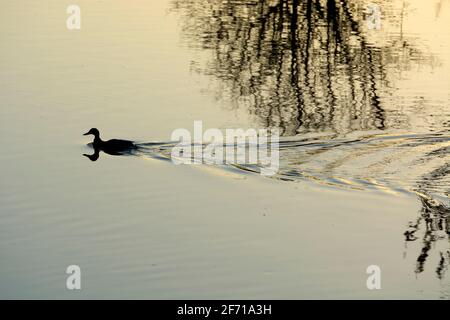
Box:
[171, 0, 437, 135]
[171, 0, 449, 280]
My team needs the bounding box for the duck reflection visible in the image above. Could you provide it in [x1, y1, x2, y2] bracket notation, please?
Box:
[83, 128, 138, 161]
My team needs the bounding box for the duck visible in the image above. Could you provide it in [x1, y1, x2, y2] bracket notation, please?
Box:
[83, 128, 137, 156]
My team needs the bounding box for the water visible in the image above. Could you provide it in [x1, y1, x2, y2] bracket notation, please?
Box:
[0, 0, 449, 299]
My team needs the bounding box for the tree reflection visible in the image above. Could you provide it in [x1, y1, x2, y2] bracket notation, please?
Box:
[407, 160, 450, 279]
[171, 0, 449, 280]
[405, 196, 450, 279]
[171, 0, 434, 135]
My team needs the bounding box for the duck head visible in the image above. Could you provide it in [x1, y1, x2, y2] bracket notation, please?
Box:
[83, 128, 100, 139]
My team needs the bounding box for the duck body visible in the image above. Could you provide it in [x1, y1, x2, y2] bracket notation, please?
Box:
[84, 128, 137, 159]
[94, 138, 136, 153]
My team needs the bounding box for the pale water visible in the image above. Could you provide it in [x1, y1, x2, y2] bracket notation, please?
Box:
[0, 0, 449, 299]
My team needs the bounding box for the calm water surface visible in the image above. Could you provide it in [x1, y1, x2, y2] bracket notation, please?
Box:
[0, 0, 449, 298]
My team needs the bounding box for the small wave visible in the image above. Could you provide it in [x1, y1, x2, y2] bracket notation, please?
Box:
[133, 131, 450, 208]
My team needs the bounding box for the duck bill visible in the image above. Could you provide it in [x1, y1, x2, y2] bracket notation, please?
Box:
[83, 132, 90, 136]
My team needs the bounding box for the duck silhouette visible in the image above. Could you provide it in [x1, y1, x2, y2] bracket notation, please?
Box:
[83, 128, 138, 161]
